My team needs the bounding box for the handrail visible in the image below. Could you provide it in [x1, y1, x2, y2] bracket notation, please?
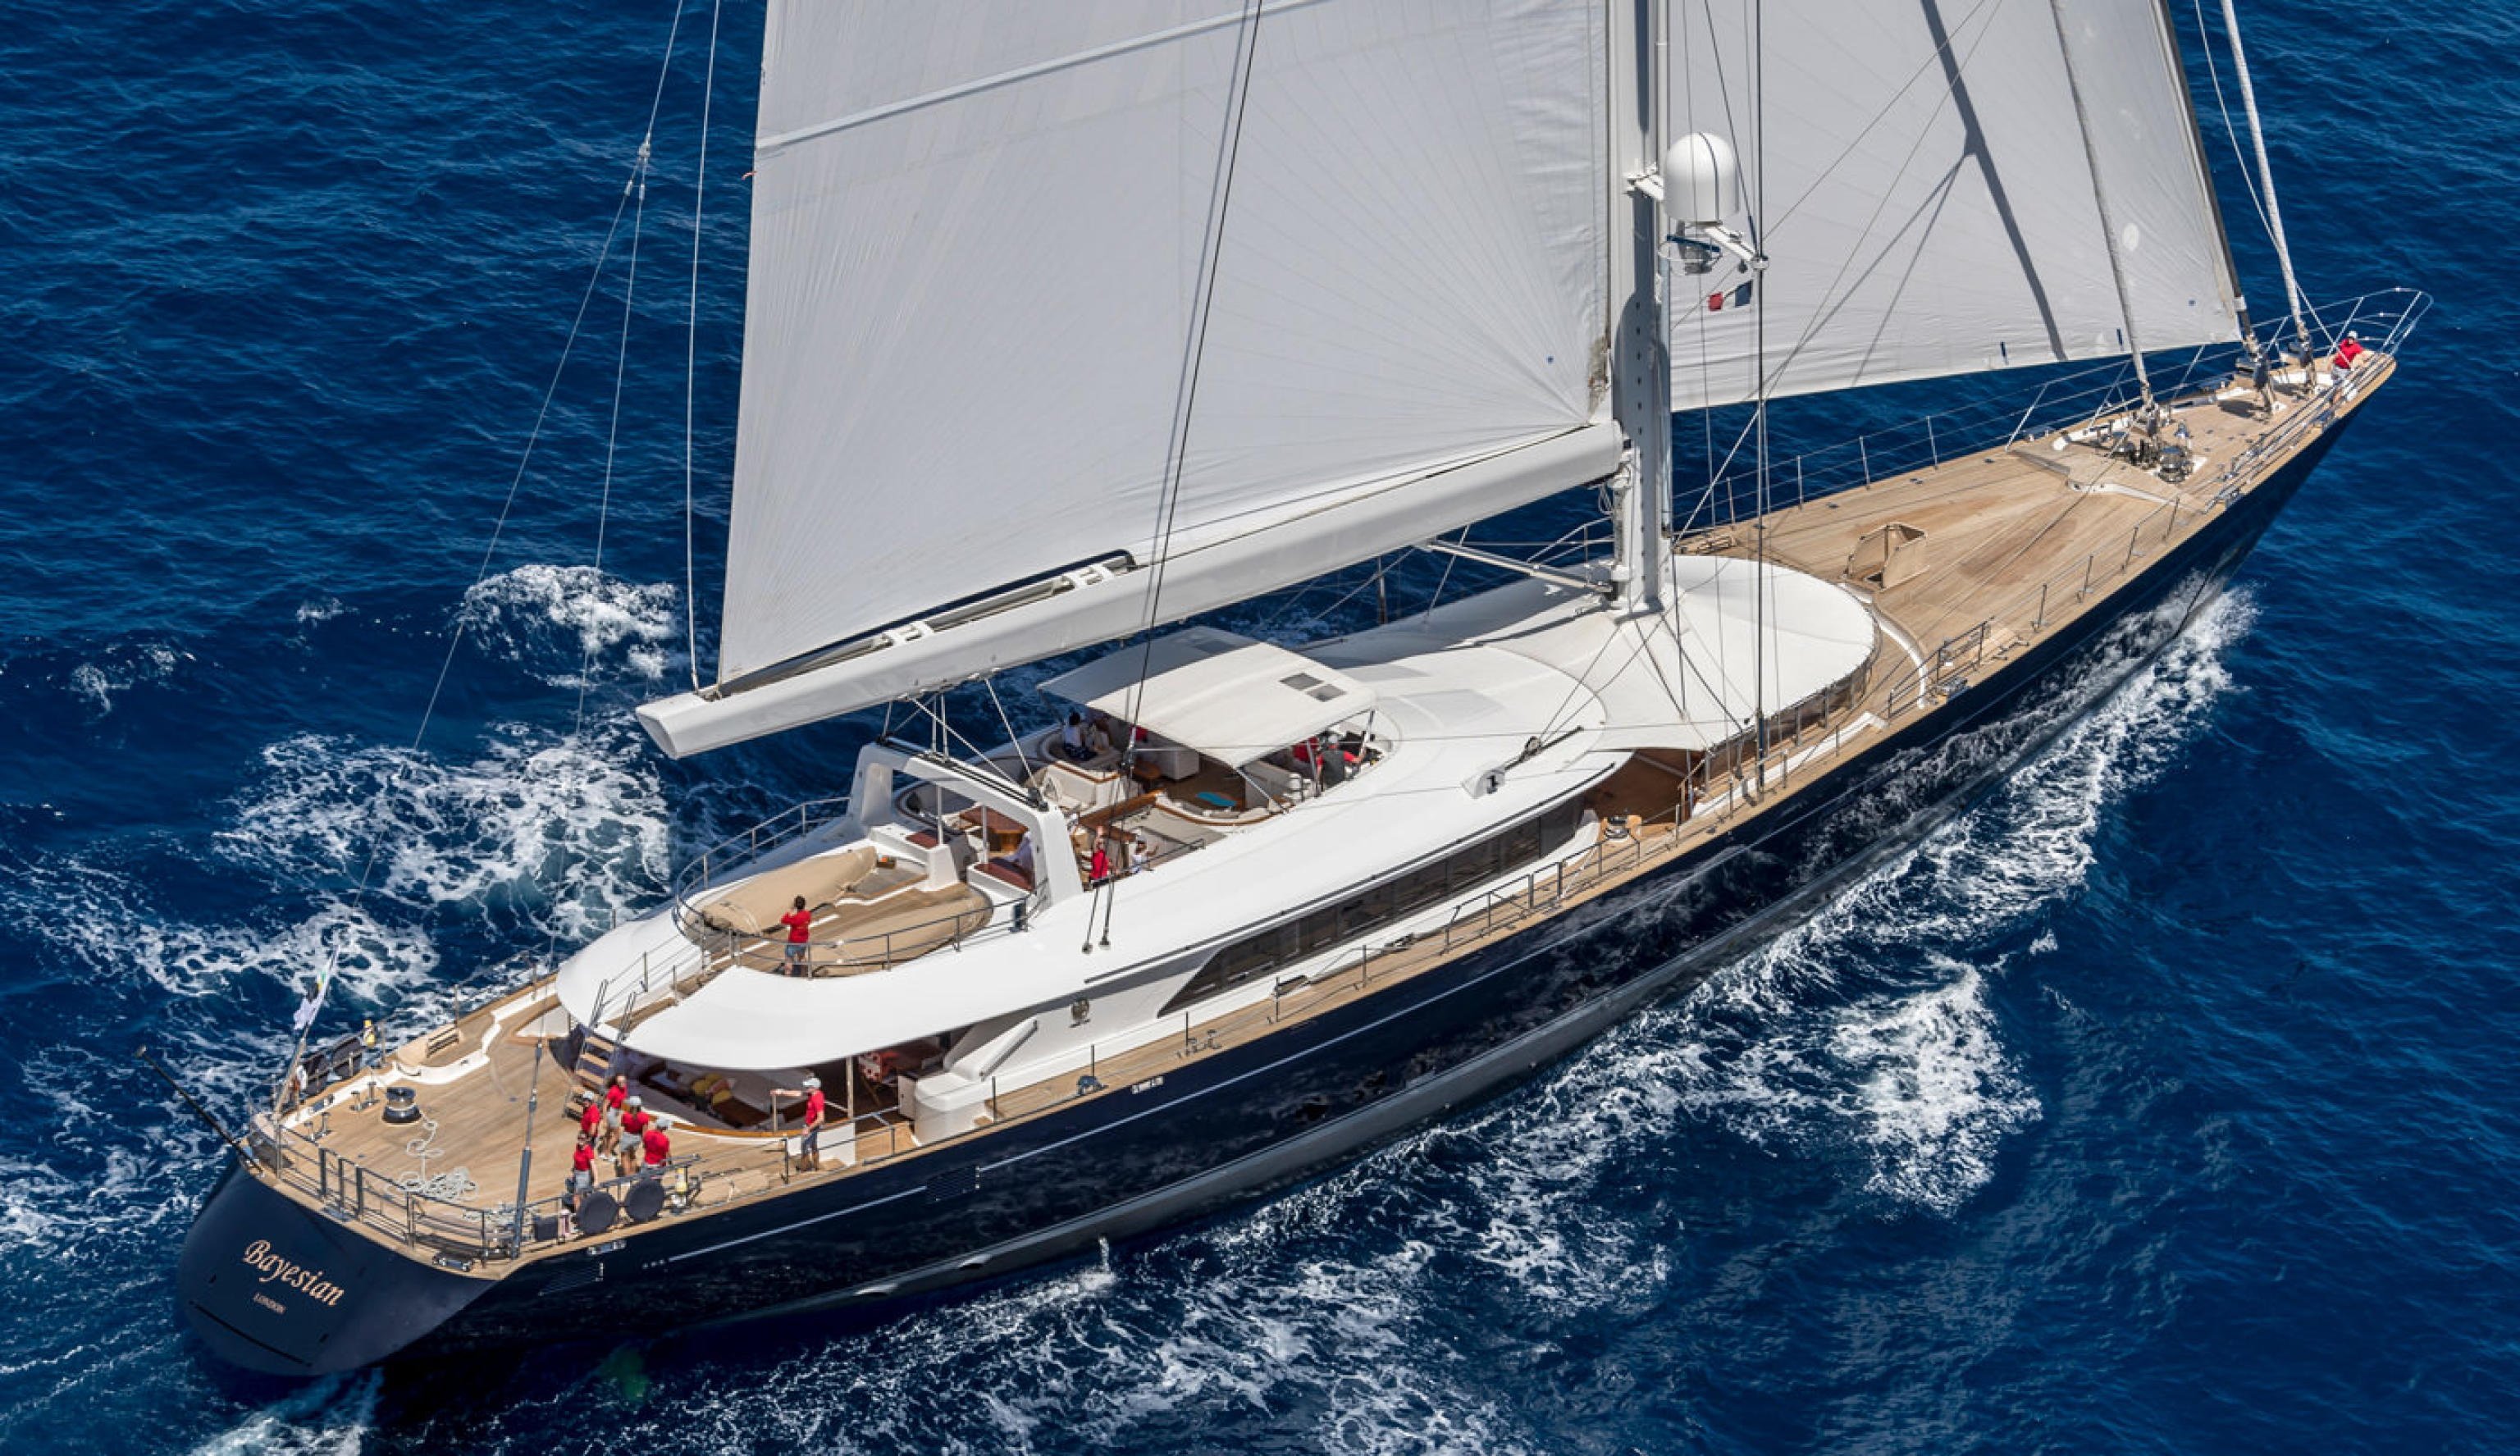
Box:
[668, 795, 855, 920]
[1683, 289, 2427, 529]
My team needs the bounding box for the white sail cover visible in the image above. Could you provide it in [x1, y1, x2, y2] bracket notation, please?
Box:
[718, 0, 1608, 693]
[1663, 0, 2239, 411]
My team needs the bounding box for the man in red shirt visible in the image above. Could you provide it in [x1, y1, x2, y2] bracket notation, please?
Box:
[774, 1075, 828, 1171]
[569, 1134, 597, 1208]
[2334, 331, 2366, 375]
[578, 1096, 604, 1143]
[779, 895, 815, 974]
[641, 1118, 671, 1171]
[616, 1096, 652, 1179]
[595, 1072, 629, 1156]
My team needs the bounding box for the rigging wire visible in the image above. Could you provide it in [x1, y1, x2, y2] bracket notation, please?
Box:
[984, 675, 1036, 787]
[541, 0, 689, 990]
[1092, 0, 1266, 954]
[1751, 0, 1772, 784]
[2047, 0, 2156, 409]
[2190, 0, 2319, 354]
[1419, 529, 1467, 623]
[682, 0, 724, 690]
[509, 0, 688, 1184]
[1116, 0, 1264, 719]
[268, 3, 692, 1113]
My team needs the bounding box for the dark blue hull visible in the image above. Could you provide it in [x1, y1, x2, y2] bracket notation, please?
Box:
[177, 427, 2347, 1376]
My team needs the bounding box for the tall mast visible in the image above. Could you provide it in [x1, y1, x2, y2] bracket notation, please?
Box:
[1607, 0, 1669, 614]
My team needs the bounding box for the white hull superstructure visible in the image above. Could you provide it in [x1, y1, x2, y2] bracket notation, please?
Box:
[558, 555, 1876, 1140]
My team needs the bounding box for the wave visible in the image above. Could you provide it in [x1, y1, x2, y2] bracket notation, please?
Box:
[363, 1207, 1538, 1456]
[457, 563, 681, 687]
[217, 723, 670, 943]
[183, 1375, 381, 1456]
[0, 851, 441, 1008]
[65, 640, 189, 716]
[1668, 587, 2257, 1210]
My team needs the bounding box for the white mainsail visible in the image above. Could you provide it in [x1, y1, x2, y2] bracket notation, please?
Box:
[641, 0, 2251, 760]
[655, 0, 1612, 755]
[1662, 0, 2240, 411]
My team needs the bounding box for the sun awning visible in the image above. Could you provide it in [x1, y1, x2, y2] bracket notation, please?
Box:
[1039, 628, 1377, 769]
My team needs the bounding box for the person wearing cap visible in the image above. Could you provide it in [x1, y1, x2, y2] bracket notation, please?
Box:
[568, 1133, 597, 1209]
[2333, 331, 2366, 377]
[615, 1096, 652, 1179]
[773, 1075, 829, 1171]
[640, 1116, 672, 1171]
[593, 1072, 627, 1155]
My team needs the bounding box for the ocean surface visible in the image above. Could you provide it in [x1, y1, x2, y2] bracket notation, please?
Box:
[2, 2, 2513, 1452]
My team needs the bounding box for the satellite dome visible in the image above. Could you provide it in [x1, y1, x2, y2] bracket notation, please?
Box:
[1664, 132, 1742, 227]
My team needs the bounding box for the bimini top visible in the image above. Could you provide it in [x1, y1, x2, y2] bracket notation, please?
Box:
[1039, 628, 1376, 768]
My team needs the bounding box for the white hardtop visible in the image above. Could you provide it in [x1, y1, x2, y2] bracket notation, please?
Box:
[1037, 627, 1376, 768]
[1329, 556, 1877, 751]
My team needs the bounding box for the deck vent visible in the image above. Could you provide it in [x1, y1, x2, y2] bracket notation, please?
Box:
[1846, 521, 1928, 590]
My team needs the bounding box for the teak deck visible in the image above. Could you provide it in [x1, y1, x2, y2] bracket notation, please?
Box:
[258, 355, 2391, 1273]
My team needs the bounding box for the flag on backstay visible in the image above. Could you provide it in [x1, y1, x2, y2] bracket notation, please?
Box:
[1707, 281, 1754, 312]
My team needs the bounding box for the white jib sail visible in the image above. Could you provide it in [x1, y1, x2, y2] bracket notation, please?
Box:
[673, 0, 1610, 754]
[1663, 0, 2240, 412]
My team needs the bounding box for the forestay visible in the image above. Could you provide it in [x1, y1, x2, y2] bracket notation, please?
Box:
[1663, 0, 2239, 411]
[695, 0, 1610, 742]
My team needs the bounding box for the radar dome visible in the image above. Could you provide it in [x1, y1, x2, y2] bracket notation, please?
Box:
[1664, 132, 1742, 226]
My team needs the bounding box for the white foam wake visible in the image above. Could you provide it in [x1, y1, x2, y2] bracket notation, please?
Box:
[218, 724, 671, 942]
[1667, 587, 2258, 1210]
[458, 563, 680, 685]
[2, 853, 440, 1005]
[184, 1374, 381, 1456]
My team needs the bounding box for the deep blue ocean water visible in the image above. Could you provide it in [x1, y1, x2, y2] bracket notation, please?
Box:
[2, 2, 2514, 1451]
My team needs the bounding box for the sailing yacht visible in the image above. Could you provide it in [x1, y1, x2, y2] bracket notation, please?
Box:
[178, 0, 2415, 1374]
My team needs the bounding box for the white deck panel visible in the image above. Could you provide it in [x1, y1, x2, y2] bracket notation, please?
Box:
[1038, 627, 1376, 768]
[1324, 561, 1876, 751]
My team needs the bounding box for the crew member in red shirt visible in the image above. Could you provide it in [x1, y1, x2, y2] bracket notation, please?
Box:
[779, 895, 815, 975]
[641, 1118, 671, 1170]
[569, 1134, 597, 1208]
[596, 1071, 629, 1156]
[615, 1096, 652, 1179]
[774, 1075, 827, 1171]
[2334, 331, 2366, 375]
[578, 1095, 604, 1145]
